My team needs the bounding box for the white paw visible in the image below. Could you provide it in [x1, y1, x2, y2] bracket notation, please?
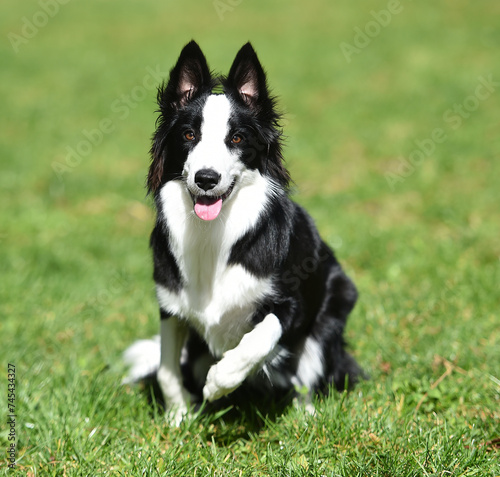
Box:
[203, 358, 248, 402]
[165, 403, 189, 427]
[157, 365, 191, 427]
[292, 394, 316, 416]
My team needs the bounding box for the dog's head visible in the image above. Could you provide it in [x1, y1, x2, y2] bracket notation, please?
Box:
[147, 41, 290, 221]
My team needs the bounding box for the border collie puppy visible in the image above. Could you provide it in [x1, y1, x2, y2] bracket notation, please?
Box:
[124, 41, 361, 424]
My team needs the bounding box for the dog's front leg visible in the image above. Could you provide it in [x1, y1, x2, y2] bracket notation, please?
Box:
[158, 317, 191, 426]
[203, 313, 282, 402]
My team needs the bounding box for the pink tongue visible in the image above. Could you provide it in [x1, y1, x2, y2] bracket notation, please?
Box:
[194, 198, 223, 221]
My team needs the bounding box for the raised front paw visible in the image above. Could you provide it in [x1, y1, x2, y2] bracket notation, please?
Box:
[202, 358, 248, 402]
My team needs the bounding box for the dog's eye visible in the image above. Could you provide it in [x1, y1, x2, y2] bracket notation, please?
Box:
[184, 130, 196, 141]
[231, 134, 243, 144]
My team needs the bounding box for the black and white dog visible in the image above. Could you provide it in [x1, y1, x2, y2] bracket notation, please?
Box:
[124, 41, 361, 424]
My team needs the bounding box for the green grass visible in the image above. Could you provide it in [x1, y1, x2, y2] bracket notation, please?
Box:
[1, 0, 499, 475]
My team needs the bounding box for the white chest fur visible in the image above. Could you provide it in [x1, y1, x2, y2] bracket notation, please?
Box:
[157, 177, 274, 357]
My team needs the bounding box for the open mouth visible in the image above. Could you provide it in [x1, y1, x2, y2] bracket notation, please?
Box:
[192, 182, 235, 221]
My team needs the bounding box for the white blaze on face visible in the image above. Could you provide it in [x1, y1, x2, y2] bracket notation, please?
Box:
[183, 94, 239, 221]
[184, 94, 237, 198]
[197, 95, 232, 159]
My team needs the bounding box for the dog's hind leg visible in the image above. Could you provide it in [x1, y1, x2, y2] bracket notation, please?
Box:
[158, 316, 191, 425]
[314, 260, 363, 392]
[203, 313, 283, 402]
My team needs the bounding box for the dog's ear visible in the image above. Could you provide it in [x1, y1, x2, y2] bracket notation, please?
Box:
[147, 42, 211, 194]
[226, 42, 269, 110]
[163, 40, 212, 109]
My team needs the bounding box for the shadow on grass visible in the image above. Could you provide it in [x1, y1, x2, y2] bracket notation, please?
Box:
[137, 372, 296, 443]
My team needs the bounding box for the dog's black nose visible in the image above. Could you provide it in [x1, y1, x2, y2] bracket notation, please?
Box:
[195, 169, 221, 192]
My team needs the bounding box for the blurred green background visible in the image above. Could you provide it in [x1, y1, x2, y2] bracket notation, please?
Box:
[1, 1, 499, 475]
